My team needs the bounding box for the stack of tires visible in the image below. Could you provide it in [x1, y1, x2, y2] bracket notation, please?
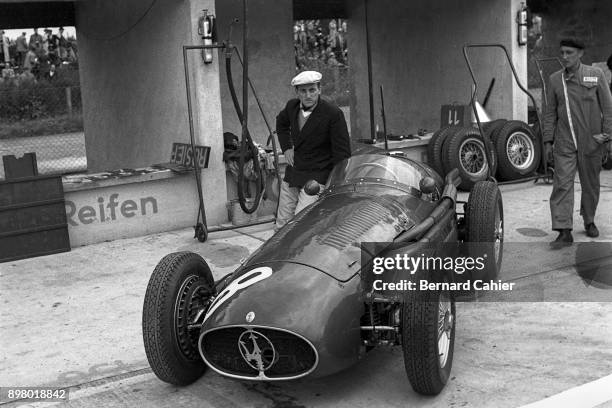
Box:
[427, 120, 541, 191]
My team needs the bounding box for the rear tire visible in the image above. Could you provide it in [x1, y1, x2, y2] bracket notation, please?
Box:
[427, 126, 459, 176]
[482, 119, 507, 141]
[142, 252, 214, 385]
[402, 278, 455, 395]
[466, 181, 504, 280]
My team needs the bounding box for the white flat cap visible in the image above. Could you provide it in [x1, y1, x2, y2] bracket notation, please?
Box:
[291, 71, 322, 86]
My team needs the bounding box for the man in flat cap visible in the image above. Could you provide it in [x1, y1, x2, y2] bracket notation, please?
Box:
[542, 37, 612, 247]
[275, 70, 351, 230]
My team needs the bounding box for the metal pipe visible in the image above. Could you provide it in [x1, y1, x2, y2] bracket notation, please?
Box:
[183, 45, 208, 229]
[207, 217, 274, 232]
[360, 326, 397, 331]
[380, 85, 388, 150]
[364, 0, 376, 141]
[462, 43, 551, 180]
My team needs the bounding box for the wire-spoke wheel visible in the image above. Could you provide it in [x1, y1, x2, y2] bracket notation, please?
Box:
[494, 120, 540, 180]
[443, 127, 497, 191]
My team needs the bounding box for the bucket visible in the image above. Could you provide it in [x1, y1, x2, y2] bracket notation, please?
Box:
[228, 198, 257, 226]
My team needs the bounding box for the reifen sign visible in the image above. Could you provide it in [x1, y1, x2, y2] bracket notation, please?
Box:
[170, 143, 210, 169]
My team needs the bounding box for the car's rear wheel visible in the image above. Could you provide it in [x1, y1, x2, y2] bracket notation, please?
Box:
[427, 126, 459, 176]
[466, 181, 504, 280]
[142, 251, 214, 385]
[443, 127, 497, 191]
[482, 119, 507, 141]
[402, 278, 456, 395]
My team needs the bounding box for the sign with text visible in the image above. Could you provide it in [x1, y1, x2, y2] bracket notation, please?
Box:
[170, 143, 211, 169]
[440, 104, 470, 128]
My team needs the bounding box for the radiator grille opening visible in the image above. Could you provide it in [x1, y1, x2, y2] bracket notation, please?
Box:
[200, 326, 317, 379]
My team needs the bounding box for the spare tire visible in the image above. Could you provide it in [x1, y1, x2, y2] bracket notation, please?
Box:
[494, 120, 541, 181]
[442, 127, 497, 191]
[482, 119, 508, 141]
[427, 126, 460, 176]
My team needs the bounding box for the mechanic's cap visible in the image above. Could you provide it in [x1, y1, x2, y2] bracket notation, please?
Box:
[559, 36, 585, 50]
[291, 71, 322, 87]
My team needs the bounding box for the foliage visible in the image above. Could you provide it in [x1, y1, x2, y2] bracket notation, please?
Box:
[0, 66, 82, 122]
[0, 114, 83, 139]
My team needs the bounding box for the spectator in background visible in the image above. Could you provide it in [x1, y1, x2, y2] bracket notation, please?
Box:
[65, 42, 77, 64]
[46, 29, 60, 64]
[42, 28, 51, 54]
[29, 28, 43, 52]
[607, 53, 612, 93]
[58, 27, 68, 61]
[23, 45, 37, 72]
[1, 63, 15, 80]
[327, 20, 344, 64]
[16, 32, 28, 66]
[341, 21, 348, 62]
[44, 63, 57, 82]
[0, 30, 10, 65]
[305, 21, 317, 58]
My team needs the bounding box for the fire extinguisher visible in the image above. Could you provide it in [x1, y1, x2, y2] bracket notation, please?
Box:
[198, 10, 217, 63]
[517, 3, 529, 46]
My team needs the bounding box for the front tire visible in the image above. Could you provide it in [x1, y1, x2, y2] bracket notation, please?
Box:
[142, 252, 214, 385]
[402, 280, 456, 395]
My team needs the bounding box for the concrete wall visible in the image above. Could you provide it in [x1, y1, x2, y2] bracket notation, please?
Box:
[74, 0, 227, 224]
[347, 0, 528, 141]
[215, 0, 295, 146]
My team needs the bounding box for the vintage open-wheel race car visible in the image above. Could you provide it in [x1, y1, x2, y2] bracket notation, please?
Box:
[142, 146, 504, 396]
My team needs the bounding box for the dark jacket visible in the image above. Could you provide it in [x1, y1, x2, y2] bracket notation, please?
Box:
[276, 97, 351, 187]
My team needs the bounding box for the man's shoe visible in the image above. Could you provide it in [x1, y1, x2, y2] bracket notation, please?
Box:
[550, 229, 573, 249]
[585, 223, 599, 238]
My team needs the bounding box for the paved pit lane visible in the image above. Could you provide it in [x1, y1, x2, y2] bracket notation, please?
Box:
[1, 172, 611, 408]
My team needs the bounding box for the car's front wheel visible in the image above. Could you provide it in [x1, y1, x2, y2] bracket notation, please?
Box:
[142, 251, 214, 385]
[402, 279, 455, 395]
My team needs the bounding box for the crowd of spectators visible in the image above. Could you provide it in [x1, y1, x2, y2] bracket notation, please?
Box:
[294, 19, 348, 71]
[0, 27, 78, 84]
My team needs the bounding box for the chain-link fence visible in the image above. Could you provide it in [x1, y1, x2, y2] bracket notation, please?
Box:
[0, 64, 86, 179]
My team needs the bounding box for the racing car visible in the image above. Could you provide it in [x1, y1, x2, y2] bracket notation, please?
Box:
[142, 146, 504, 395]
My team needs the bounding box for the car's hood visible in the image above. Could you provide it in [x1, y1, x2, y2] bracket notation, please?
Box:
[242, 191, 423, 282]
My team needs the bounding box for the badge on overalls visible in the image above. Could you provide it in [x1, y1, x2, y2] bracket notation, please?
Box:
[583, 76, 598, 83]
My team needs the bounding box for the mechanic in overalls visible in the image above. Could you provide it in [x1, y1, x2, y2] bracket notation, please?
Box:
[275, 70, 351, 230]
[542, 37, 612, 247]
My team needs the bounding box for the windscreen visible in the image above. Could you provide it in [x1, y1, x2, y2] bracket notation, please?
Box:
[327, 154, 426, 191]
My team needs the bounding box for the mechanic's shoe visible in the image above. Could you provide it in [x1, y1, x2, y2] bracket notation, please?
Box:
[550, 229, 573, 249]
[585, 223, 599, 238]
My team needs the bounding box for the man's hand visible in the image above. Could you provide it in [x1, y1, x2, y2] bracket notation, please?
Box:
[544, 142, 553, 167]
[593, 133, 610, 144]
[284, 148, 295, 167]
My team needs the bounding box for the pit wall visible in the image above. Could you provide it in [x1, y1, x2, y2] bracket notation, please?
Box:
[74, 0, 227, 225]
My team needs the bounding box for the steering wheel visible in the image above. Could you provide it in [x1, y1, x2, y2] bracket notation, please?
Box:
[346, 162, 400, 181]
